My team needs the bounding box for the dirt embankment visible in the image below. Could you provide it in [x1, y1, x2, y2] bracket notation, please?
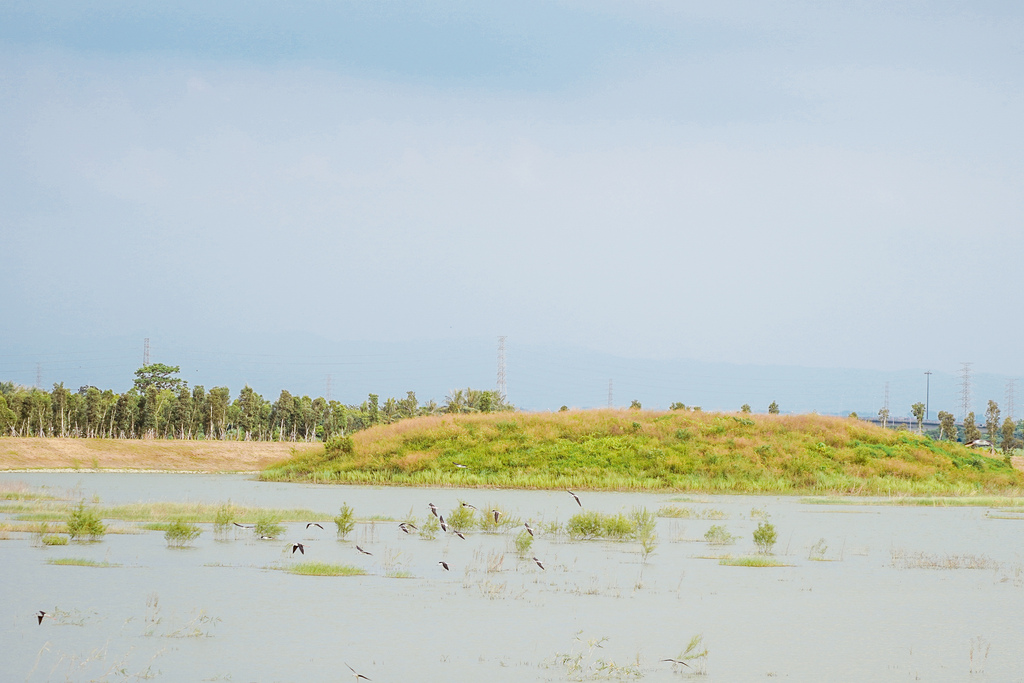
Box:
[0, 437, 322, 472]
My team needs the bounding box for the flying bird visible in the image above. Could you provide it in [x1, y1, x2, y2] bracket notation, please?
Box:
[439, 516, 449, 533]
[428, 503, 439, 517]
[305, 522, 324, 530]
[356, 545, 373, 556]
[36, 611, 48, 625]
[524, 522, 534, 537]
[233, 522, 254, 529]
[491, 509, 502, 524]
[438, 561, 450, 571]
[567, 490, 582, 507]
[533, 557, 546, 570]
[460, 502, 477, 510]
[454, 463, 468, 469]
[661, 658, 692, 668]
[398, 523, 413, 534]
[292, 543, 305, 554]
[345, 662, 372, 681]
[259, 535, 275, 540]
[454, 530, 466, 540]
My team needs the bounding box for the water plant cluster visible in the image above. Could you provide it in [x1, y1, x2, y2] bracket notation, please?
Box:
[262, 409, 1023, 494]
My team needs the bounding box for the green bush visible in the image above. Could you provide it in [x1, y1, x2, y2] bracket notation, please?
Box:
[446, 505, 476, 532]
[165, 519, 201, 548]
[255, 512, 285, 539]
[753, 521, 778, 554]
[334, 503, 355, 540]
[66, 502, 105, 540]
[213, 504, 236, 536]
[42, 534, 68, 546]
[704, 525, 737, 545]
[567, 510, 645, 541]
[514, 530, 534, 555]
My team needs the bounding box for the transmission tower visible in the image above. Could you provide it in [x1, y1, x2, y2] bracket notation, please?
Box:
[924, 371, 932, 421]
[608, 379, 613, 408]
[143, 338, 151, 366]
[496, 336, 507, 402]
[1006, 379, 1017, 422]
[883, 382, 890, 413]
[326, 374, 333, 402]
[35, 362, 42, 389]
[958, 362, 973, 421]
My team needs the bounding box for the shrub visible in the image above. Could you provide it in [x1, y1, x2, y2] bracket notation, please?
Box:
[446, 505, 476, 532]
[704, 525, 737, 545]
[42, 534, 68, 546]
[334, 503, 355, 540]
[255, 512, 285, 539]
[632, 507, 658, 560]
[66, 502, 105, 541]
[753, 521, 778, 554]
[514, 530, 534, 555]
[809, 538, 828, 560]
[165, 519, 201, 548]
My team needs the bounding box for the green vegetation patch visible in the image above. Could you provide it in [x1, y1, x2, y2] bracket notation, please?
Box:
[47, 557, 120, 567]
[718, 556, 789, 567]
[261, 410, 1024, 495]
[281, 562, 367, 577]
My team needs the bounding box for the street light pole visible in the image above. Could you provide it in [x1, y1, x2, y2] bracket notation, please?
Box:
[925, 371, 932, 422]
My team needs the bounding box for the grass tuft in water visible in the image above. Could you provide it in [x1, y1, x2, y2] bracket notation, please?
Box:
[47, 557, 119, 567]
[719, 555, 788, 567]
[704, 525, 737, 545]
[41, 534, 69, 545]
[66, 502, 105, 541]
[164, 519, 201, 548]
[334, 503, 355, 540]
[283, 562, 367, 576]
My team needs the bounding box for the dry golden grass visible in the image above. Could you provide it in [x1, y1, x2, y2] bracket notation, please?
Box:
[0, 437, 322, 472]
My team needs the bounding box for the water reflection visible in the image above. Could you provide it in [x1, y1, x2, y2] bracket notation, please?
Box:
[2, 473, 1022, 681]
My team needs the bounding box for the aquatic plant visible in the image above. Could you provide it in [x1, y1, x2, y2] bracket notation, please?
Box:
[809, 538, 828, 560]
[254, 512, 284, 539]
[164, 519, 201, 548]
[334, 503, 355, 540]
[666, 633, 709, 675]
[212, 504, 237, 537]
[719, 556, 787, 567]
[514, 530, 534, 555]
[753, 521, 778, 554]
[704, 525, 737, 545]
[632, 508, 658, 561]
[41, 534, 69, 545]
[66, 502, 105, 540]
[446, 504, 476, 532]
[47, 558, 119, 567]
[284, 562, 367, 576]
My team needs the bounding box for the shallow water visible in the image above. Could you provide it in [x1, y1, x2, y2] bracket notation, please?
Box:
[2, 473, 1023, 681]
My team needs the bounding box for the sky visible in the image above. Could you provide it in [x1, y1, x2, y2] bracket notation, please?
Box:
[1, 1, 1022, 413]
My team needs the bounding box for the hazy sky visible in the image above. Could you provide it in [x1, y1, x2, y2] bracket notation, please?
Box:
[2, 1, 1022, 406]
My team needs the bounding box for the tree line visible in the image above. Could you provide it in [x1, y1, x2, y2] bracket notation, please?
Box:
[0, 363, 511, 441]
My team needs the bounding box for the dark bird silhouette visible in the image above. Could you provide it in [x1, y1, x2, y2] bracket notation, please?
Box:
[439, 516, 449, 533]
[233, 522, 254, 529]
[438, 561, 450, 571]
[292, 543, 305, 554]
[345, 662, 372, 681]
[533, 557, 545, 570]
[491, 509, 502, 524]
[428, 503, 439, 517]
[454, 530, 466, 540]
[305, 522, 324, 530]
[461, 502, 477, 510]
[259, 535, 274, 540]
[454, 463, 468, 469]
[524, 521, 535, 537]
[661, 658, 692, 668]
[567, 490, 582, 507]
[36, 610, 48, 625]
[398, 522, 413, 534]
[355, 545, 373, 556]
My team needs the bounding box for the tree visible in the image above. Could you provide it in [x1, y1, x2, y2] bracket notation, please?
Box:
[133, 363, 185, 392]
[768, 401, 779, 414]
[1000, 416, 1020, 453]
[911, 402, 925, 434]
[963, 412, 981, 443]
[985, 400, 1000, 441]
[669, 402, 687, 411]
[877, 406, 890, 429]
[629, 400, 642, 410]
[937, 411, 956, 441]
[740, 404, 751, 413]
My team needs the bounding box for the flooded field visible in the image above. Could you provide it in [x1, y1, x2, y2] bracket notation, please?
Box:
[2, 472, 1023, 681]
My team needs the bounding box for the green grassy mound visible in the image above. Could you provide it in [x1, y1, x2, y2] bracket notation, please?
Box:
[261, 409, 1022, 495]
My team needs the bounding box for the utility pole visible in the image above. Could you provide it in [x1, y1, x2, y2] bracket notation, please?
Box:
[608, 379, 613, 408]
[143, 338, 151, 366]
[1006, 379, 1017, 422]
[924, 371, 932, 421]
[883, 382, 890, 427]
[496, 336, 507, 402]
[959, 362, 973, 422]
